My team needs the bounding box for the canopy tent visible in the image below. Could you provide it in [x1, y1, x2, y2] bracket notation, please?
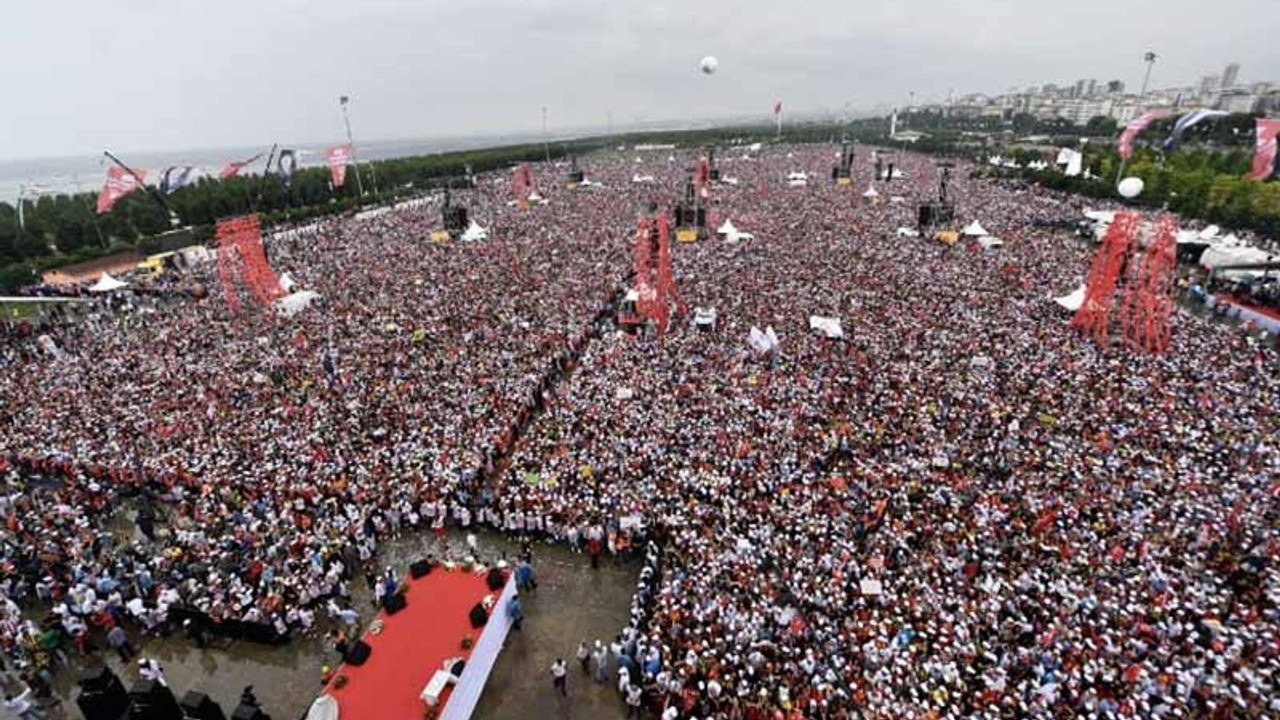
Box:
[962, 221, 989, 236]
[808, 316, 844, 339]
[716, 219, 739, 236]
[862, 185, 880, 199]
[1198, 225, 1222, 241]
[276, 290, 321, 317]
[693, 307, 717, 329]
[631, 174, 655, 183]
[460, 221, 489, 242]
[787, 171, 808, 188]
[976, 236, 1004, 250]
[1083, 209, 1116, 224]
[89, 273, 128, 293]
[1053, 285, 1086, 312]
[896, 227, 921, 238]
[889, 196, 906, 204]
[748, 326, 781, 354]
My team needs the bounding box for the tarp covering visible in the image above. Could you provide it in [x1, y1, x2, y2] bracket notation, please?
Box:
[748, 326, 781, 353]
[89, 273, 128, 293]
[962, 221, 989, 236]
[862, 185, 880, 198]
[276, 290, 321, 317]
[1054, 285, 1086, 312]
[717, 219, 739, 236]
[808, 316, 844, 338]
[1201, 245, 1273, 271]
[1083, 209, 1116, 224]
[976, 236, 1004, 250]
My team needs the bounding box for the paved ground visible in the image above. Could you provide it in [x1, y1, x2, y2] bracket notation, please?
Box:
[24, 528, 636, 720]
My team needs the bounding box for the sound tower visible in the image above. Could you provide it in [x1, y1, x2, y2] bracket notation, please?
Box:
[78, 666, 130, 720]
[230, 706, 271, 720]
[410, 559, 432, 579]
[345, 639, 372, 666]
[129, 679, 183, 720]
[384, 592, 407, 615]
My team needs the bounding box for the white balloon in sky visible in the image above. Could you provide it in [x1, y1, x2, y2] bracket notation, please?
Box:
[1118, 177, 1144, 199]
[700, 56, 718, 75]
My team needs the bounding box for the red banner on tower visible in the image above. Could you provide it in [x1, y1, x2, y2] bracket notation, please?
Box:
[326, 144, 352, 188]
[96, 166, 146, 214]
[1248, 118, 1280, 181]
[1117, 111, 1166, 160]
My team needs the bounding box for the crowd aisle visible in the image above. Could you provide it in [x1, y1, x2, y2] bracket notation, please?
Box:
[1, 146, 1276, 719]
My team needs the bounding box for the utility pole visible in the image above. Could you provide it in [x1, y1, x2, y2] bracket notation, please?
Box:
[1116, 51, 1158, 184]
[339, 95, 367, 199]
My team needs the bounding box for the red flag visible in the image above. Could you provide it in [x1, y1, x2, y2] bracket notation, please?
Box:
[219, 153, 263, 179]
[1117, 111, 1166, 160]
[96, 166, 146, 214]
[1247, 118, 1280, 181]
[326, 143, 352, 188]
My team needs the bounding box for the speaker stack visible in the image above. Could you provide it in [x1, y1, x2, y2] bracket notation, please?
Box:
[230, 705, 271, 720]
[128, 679, 183, 720]
[77, 666, 131, 720]
[384, 592, 408, 615]
[180, 692, 227, 720]
[345, 639, 373, 666]
[485, 567, 505, 591]
[410, 559, 432, 579]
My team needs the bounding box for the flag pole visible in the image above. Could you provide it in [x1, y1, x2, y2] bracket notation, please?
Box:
[102, 150, 176, 222]
[339, 95, 366, 201]
[1115, 51, 1158, 185]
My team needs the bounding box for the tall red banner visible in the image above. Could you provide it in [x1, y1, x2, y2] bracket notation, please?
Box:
[96, 166, 146, 214]
[326, 144, 352, 188]
[1117, 111, 1166, 160]
[1248, 118, 1280, 181]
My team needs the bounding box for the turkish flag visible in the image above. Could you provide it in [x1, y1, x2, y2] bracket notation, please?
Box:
[1248, 118, 1280, 181]
[96, 166, 146, 214]
[1117, 111, 1166, 160]
[327, 144, 352, 188]
[219, 152, 263, 179]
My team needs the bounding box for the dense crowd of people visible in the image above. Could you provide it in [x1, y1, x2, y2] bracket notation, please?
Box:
[1, 145, 1276, 718]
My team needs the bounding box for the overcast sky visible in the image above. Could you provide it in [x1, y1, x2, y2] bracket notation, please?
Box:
[2, 0, 1276, 160]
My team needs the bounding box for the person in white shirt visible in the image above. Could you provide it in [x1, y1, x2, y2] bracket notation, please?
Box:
[550, 658, 567, 696]
[4, 687, 45, 720]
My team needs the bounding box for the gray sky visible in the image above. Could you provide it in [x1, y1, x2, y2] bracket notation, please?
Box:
[3, 0, 1276, 160]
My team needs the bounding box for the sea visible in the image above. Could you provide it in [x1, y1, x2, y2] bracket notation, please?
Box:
[0, 131, 569, 203]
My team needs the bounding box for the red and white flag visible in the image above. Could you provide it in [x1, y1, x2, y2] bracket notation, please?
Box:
[1248, 118, 1280, 181]
[326, 143, 352, 188]
[774, 100, 783, 117]
[219, 152, 263, 179]
[1117, 111, 1166, 160]
[96, 166, 146, 214]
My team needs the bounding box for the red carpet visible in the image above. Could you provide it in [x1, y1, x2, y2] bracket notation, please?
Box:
[324, 568, 498, 720]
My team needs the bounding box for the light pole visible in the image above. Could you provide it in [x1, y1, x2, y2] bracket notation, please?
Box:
[339, 95, 367, 198]
[542, 106, 551, 163]
[1116, 51, 1158, 184]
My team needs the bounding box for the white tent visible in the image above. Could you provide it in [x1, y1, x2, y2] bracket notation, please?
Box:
[461, 221, 489, 242]
[748, 325, 781, 354]
[976, 236, 1004, 250]
[276, 290, 321, 317]
[1083, 209, 1116, 224]
[896, 227, 921, 238]
[808, 316, 844, 339]
[89, 273, 128, 293]
[862, 185, 880, 199]
[962, 221, 989, 236]
[1201, 246, 1275, 277]
[1199, 225, 1222, 241]
[278, 272, 298, 293]
[1053, 285, 1086, 312]
[717, 219, 739, 236]
[631, 174, 655, 184]
[787, 171, 808, 188]
[889, 196, 906, 204]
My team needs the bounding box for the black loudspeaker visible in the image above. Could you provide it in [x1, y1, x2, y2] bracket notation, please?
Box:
[485, 568, 505, 591]
[129, 679, 183, 720]
[918, 205, 934, 228]
[384, 593, 407, 615]
[230, 706, 271, 720]
[410, 560, 431, 579]
[469, 603, 489, 629]
[181, 691, 227, 720]
[345, 640, 372, 666]
[568, 170, 585, 183]
[77, 667, 130, 720]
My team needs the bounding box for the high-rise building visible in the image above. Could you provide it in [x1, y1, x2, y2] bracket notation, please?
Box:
[1199, 75, 1220, 95]
[1085, 79, 1098, 96]
[1222, 62, 1241, 88]
[1073, 79, 1089, 98]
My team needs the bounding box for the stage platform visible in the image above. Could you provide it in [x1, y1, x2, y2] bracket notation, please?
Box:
[317, 566, 514, 720]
